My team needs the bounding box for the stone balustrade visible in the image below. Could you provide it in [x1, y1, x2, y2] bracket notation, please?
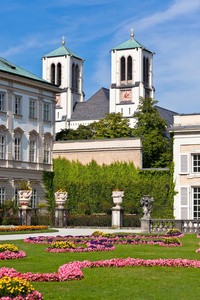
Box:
[148, 219, 200, 233]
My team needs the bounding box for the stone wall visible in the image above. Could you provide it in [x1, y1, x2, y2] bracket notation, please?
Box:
[53, 138, 142, 167]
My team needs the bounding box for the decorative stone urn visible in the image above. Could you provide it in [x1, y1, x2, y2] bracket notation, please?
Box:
[55, 191, 68, 209]
[18, 189, 32, 208]
[112, 190, 124, 208]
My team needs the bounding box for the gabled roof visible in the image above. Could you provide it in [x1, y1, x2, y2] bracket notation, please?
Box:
[70, 88, 109, 121]
[111, 38, 152, 53]
[156, 105, 178, 126]
[0, 57, 57, 87]
[42, 45, 83, 60]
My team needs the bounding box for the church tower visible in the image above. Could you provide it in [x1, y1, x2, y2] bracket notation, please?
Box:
[109, 30, 155, 127]
[42, 36, 84, 133]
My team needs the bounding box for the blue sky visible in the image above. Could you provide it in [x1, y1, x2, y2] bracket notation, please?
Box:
[0, 0, 200, 114]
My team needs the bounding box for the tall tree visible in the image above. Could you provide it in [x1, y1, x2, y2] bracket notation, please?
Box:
[93, 112, 132, 139]
[132, 96, 172, 168]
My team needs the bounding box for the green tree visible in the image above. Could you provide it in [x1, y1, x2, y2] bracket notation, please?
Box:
[132, 96, 172, 168]
[56, 124, 95, 141]
[93, 112, 132, 139]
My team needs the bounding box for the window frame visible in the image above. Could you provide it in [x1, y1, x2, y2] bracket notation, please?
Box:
[0, 92, 5, 112]
[31, 189, 37, 208]
[14, 137, 21, 161]
[43, 142, 50, 164]
[29, 140, 36, 162]
[193, 187, 200, 219]
[43, 102, 50, 121]
[192, 154, 200, 173]
[29, 99, 37, 119]
[14, 96, 22, 115]
[0, 188, 5, 205]
[0, 135, 5, 159]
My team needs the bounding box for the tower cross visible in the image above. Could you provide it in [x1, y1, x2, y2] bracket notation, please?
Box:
[62, 35, 66, 45]
[130, 28, 134, 38]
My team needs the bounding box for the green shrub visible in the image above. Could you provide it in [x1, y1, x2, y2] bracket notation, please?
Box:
[53, 158, 175, 219]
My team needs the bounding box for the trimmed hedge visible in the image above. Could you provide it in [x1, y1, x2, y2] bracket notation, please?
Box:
[50, 158, 175, 219]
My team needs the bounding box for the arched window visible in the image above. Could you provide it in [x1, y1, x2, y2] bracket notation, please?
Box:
[121, 57, 125, 81]
[57, 63, 61, 86]
[72, 63, 75, 90]
[51, 64, 55, 84]
[143, 57, 146, 83]
[127, 56, 132, 81]
[76, 65, 79, 92]
[146, 58, 149, 86]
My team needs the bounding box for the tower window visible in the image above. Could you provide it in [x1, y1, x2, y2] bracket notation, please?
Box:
[127, 56, 132, 81]
[143, 56, 149, 86]
[51, 64, 55, 84]
[57, 63, 62, 86]
[121, 57, 125, 81]
[146, 58, 149, 86]
[76, 65, 79, 92]
[143, 57, 145, 83]
[72, 63, 75, 90]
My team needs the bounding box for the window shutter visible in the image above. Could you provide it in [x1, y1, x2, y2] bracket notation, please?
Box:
[181, 207, 188, 219]
[180, 186, 189, 219]
[180, 187, 188, 205]
[180, 154, 189, 174]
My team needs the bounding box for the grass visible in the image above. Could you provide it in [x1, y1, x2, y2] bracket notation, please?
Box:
[0, 234, 200, 299]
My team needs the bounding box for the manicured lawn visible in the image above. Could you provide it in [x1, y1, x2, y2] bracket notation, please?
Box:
[0, 234, 200, 299]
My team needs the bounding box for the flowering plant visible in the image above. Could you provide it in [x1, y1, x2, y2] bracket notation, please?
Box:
[51, 241, 75, 249]
[56, 189, 67, 193]
[0, 276, 35, 298]
[0, 244, 19, 253]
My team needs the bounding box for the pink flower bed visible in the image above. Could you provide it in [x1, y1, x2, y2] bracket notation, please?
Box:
[1, 257, 200, 285]
[0, 290, 43, 299]
[0, 250, 26, 260]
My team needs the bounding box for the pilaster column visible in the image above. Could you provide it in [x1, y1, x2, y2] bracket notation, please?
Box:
[7, 88, 14, 162]
[38, 96, 43, 165]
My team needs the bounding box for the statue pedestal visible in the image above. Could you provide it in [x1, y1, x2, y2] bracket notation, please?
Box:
[140, 217, 152, 233]
[18, 207, 32, 226]
[112, 206, 124, 229]
[55, 208, 67, 228]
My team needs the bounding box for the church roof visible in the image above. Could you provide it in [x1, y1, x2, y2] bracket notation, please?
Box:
[156, 105, 178, 126]
[42, 45, 83, 60]
[70, 88, 109, 121]
[0, 57, 57, 87]
[111, 38, 152, 53]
